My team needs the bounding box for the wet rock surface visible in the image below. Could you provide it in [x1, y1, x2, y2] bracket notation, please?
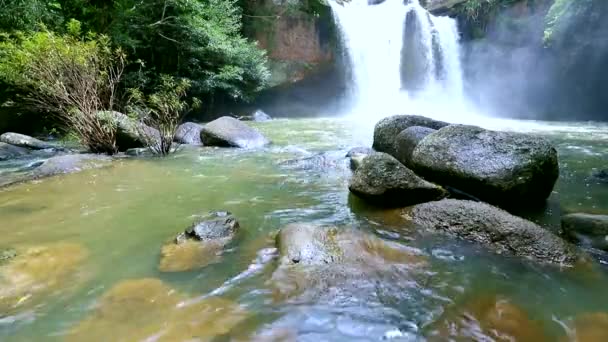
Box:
[348, 152, 447, 207]
[159, 212, 239, 272]
[427, 294, 549, 341]
[0, 132, 58, 150]
[411, 124, 559, 209]
[252, 109, 272, 122]
[562, 213, 608, 251]
[408, 199, 582, 266]
[201, 116, 270, 148]
[67, 278, 248, 341]
[174, 122, 204, 145]
[33, 154, 112, 178]
[0, 142, 30, 161]
[0, 243, 89, 315]
[394, 125, 436, 167]
[346, 146, 374, 171]
[589, 168, 608, 184]
[372, 115, 448, 157]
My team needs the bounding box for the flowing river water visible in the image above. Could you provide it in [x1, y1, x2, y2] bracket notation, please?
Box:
[1, 117, 608, 341]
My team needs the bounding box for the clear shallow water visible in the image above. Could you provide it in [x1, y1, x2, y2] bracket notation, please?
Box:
[0, 118, 607, 341]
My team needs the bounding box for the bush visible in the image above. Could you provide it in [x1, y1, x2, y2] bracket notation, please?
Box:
[128, 75, 198, 156]
[0, 21, 126, 154]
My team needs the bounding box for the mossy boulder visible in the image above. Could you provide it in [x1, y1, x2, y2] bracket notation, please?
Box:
[411, 124, 559, 209]
[372, 115, 448, 158]
[408, 199, 582, 266]
[348, 152, 447, 207]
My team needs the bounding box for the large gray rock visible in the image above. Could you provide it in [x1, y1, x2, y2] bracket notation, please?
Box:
[409, 199, 583, 266]
[0, 142, 30, 160]
[411, 125, 559, 209]
[346, 146, 374, 171]
[159, 211, 240, 272]
[0, 132, 57, 150]
[101, 111, 161, 151]
[33, 154, 112, 178]
[372, 115, 448, 157]
[200, 116, 270, 148]
[562, 213, 608, 251]
[174, 122, 204, 145]
[394, 126, 436, 168]
[349, 152, 447, 207]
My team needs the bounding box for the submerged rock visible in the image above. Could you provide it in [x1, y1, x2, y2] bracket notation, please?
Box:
[0, 142, 30, 161]
[200, 116, 270, 148]
[159, 211, 239, 272]
[567, 312, 608, 341]
[33, 154, 112, 178]
[394, 125, 436, 167]
[67, 278, 248, 341]
[0, 242, 89, 314]
[348, 152, 447, 207]
[346, 146, 374, 171]
[0, 132, 58, 150]
[272, 223, 427, 300]
[427, 295, 549, 341]
[411, 124, 559, 209]
[589, 169, 608, 184]
[562, 213, 608, 251]
[372, 115, 448, 157]
[174, 122, 204, 145]
[408, 199, 582, 266]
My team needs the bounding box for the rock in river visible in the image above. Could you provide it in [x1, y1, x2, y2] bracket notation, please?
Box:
[0, 142, 30, 161]
[394, 125, 436, 167]
[200, 116, 270, 148]
[67, 278, 248, 341]
[562, 213, 608, 251]
[411, 124, 559, 209]
[100, 111, 161, 150]
[408, 199, 582, 266]
[174, 122, 204, 145]
[346, 146, 374, 171]
[372, 115, 448, 157]
[0, 132, 58, 150]
[348, 152, 447, 207]
[159, 211, 240, 272]
[33, 154, 112, 178]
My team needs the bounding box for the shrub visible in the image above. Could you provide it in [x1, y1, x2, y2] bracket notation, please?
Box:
[0, 21, 126, 154]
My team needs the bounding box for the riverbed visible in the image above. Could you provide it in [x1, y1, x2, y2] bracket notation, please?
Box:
[1, 117, 607, 341]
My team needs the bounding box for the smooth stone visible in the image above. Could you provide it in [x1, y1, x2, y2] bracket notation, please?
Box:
[348, 152, 447, 207]
[562, 213, 608, 250]
[408, 199, 583, 266]
[174, 122, 204, 145]
[394, 126, 436, 167]
[346, 147, 374, 171]
[411, 124, 559, 209]
[200, 116, 270, 148]
[372, 115, 448, 157]
[0, 142, 30, 160]
[183, 211, 239, 241]
[33, 154, 112, 178]
[67, 278, 248, 341]
[427, 295, 549, 341]
[0, 132, 57, 150]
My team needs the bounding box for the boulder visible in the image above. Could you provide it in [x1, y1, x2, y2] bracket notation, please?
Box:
[159, 211, 239, 272]
[394, 126, 436, 167]
[33, 154, 112, 178]
[0, 132, 57, 150]
[100, 111, 161, 151]
[346, 146, 374, 171]
[200, 116, 270, 148]
[0, 142, 30, 161]
[411, 125, 559, 208]
[174, 122, 204, 145]
[408, 199, 582, 266]
[348, 152, 447, 207]
[562, 213, 608, 251]
[372, 115, 448, 157]
[252, 109, 272, 122]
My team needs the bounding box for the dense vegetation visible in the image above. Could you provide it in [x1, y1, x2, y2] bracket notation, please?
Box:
[0, 0, 270, 150]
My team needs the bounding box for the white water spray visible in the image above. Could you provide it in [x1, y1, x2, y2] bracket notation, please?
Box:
[329, 0, 468, 123]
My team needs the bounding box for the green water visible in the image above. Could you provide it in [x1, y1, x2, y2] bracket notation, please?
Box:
[0, 118, 607, 341]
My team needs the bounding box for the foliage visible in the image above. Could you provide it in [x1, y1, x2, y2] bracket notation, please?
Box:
[543, 0, 592, 45]
[457, 0, 518, 37]
[0, 0, 62, 32]
[0, 23, 126, 154]
[127, 76, 198, 156]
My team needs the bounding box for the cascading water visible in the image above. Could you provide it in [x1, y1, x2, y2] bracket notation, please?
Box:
[329, 0, 467, 122]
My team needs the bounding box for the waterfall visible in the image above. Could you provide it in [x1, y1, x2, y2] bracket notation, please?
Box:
[329, 0, 466, 122]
